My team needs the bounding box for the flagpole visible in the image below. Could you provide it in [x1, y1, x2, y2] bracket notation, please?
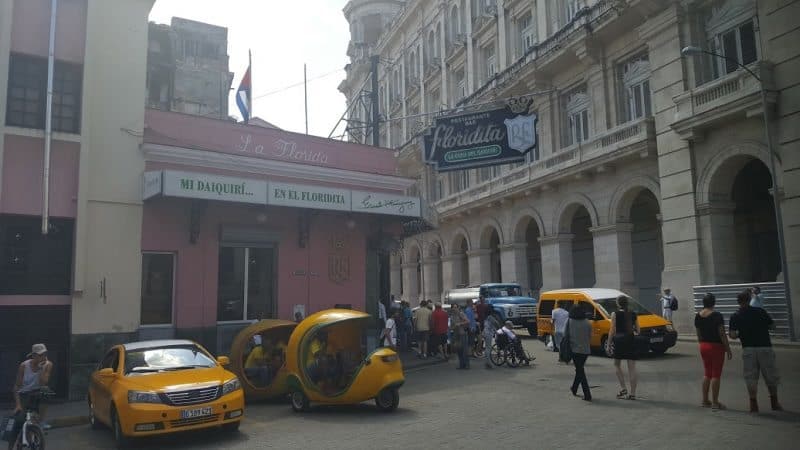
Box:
[304, 63, 309, 135]
[247, 49, 252, 125]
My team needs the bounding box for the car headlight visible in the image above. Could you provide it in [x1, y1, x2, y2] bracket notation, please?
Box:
[127, 390, 162, 404]
[222, 377, 241, 396]
[665, 324, 675, 332]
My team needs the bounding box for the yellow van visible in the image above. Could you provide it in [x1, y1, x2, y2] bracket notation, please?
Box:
[536, 289, 677, 355]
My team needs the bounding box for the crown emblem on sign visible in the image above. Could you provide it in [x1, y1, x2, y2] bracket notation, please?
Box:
[507, 96, 533, 114]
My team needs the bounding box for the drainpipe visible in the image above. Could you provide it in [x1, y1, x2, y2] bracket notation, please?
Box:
[42, 0, 58, 235]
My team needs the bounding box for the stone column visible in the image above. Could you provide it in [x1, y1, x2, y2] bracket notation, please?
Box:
[539, 234, 574, 291]
[497, 0, 508, 69]
[465, 0, 475, 92]
[467, 249, 492, 285]
[390, 259, 402, 300]
[536, 0, 549, 42]
[590, 224, 636, 294]
[697, 202, 739, 284]
[441, 254, 463, 294]
[439, 12, 449, 106]
[401, 262, 419, 303]
[422, 257, 442, 302]
[638, 4, 702, 333]
[500, 243, 529, 291]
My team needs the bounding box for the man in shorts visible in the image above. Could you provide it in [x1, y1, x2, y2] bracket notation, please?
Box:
[413, 300, 432, 358]
[729, 289, 782, 413]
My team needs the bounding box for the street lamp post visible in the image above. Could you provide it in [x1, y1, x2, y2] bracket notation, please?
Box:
[681, 46, 795, 341]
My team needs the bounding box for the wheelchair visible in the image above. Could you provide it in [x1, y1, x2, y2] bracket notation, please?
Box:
[490, 332, 533, 367]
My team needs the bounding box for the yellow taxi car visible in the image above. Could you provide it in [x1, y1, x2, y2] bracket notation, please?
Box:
[87, 339, 244, 446]
[536, 289, 678, 355]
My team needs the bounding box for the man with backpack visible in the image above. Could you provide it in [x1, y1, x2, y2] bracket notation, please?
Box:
[661, 288, 678, 322]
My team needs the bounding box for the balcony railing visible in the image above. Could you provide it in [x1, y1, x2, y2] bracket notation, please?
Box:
[458, 0, 616, 106]
[671, 62, 773, 138]
[434, 116, 655, 213]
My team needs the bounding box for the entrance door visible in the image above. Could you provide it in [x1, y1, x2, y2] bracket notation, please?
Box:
[0, 306, 70, 401]
[217, 246, 277, 321]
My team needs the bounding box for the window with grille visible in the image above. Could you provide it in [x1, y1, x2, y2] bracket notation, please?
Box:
[703, 2, 759, 82]
[6, 53, 82, 133]
[619, 54, 652, 122]
[517, 11, 536, 57]
[563, 87, 590, 147]
[712, 20, 758, 76]
[485, 45, 496, 81]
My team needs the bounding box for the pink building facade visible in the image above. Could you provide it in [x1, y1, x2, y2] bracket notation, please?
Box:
[139, 109, 418, 352]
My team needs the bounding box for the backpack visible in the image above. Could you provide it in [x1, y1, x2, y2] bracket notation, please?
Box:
[670, 296, 678, 311]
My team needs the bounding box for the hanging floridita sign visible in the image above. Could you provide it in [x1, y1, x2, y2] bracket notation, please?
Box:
[423, 97, 538, 172]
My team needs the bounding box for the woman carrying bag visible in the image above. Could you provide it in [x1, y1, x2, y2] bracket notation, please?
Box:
[607, 295, 639, 400]
[565, 304, 592, 402]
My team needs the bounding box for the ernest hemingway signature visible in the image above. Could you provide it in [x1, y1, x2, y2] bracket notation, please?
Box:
[360, 195, 416, 214]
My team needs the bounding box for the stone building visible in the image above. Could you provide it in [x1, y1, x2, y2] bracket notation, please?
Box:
[339, 0, 800, 334]
[146, 17, 234, 119]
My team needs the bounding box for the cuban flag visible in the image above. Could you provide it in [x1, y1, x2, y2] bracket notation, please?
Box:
[236, 57, 252, 123]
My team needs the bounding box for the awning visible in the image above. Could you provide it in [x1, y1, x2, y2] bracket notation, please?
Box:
[143, 170, 421, 218]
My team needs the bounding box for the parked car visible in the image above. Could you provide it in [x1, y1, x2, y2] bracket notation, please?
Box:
[87, 339, 244, 447]
[536, 288, 678, 355]
[446, 283, 538, 336]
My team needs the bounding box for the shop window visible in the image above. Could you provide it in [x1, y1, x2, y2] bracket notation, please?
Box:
[0, 215, 73, 295]
[217, 246, 276, 322]
[141, 253, 175, 325]
[6, 53, 82, 133]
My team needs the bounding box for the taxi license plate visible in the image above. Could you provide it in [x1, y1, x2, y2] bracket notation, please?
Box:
[650, 337, 664, 343]
[181, 407, 212, 419]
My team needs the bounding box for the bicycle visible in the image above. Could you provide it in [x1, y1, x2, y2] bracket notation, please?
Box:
[7, 388, 54, 450]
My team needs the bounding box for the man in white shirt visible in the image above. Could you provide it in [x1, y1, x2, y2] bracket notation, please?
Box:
[661, 289, 676, 322]
[382, 311, 398, 349]
[551, 305, 569, 353]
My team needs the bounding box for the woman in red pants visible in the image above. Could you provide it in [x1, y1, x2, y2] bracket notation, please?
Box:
[694, 293, 733, 410]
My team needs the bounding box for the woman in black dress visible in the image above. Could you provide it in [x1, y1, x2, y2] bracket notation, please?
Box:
[607, 295, 639, 400]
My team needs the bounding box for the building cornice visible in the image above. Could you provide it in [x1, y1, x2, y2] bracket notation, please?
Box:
[142, 143, 415, 192]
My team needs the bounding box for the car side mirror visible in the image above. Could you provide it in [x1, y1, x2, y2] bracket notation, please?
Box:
[217, 356, 230, 366]
[98, 368, 116, 378]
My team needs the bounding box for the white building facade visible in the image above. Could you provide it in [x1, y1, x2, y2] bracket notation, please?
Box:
[341, 0, 799, 335]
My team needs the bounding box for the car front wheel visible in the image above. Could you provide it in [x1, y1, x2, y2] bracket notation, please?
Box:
[111, 406, 129, 448]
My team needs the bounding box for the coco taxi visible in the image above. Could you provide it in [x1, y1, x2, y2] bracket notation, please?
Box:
[87, 340, 244, 446]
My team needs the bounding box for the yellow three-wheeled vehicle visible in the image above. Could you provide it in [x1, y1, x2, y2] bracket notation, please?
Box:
[285, 309, 404, 412]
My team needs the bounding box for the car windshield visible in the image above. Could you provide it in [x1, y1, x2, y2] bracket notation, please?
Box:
[595, 298, 653, 316]
[487, 286, 522, 297]
[124, 344, 216, 375]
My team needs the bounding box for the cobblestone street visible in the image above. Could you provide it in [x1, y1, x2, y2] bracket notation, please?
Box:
[47, 340, 800, 449]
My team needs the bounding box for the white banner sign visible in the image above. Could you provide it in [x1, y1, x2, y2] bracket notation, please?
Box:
[143, 171, 162, 200]
[146, 170, 420, 217]
[268, 182, 351, 211]
[351, 190, 421, 217]
[161, 170, 267, 204]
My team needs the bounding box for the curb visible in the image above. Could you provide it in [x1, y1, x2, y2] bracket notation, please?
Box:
[676, 335, 800, 349]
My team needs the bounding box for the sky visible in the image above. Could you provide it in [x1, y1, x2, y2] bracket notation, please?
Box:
[148, 0, 352, 138]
